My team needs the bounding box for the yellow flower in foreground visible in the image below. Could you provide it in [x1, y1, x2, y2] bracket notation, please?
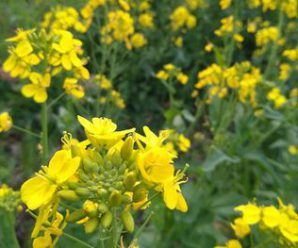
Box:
[21, 150, 80, 210]
[231, 218, 250, 238]
[21, 73, 51, 103]
[77, 115, 135, 148]
[262, 206, 282, 228]
[0, 112, 13, 133]
[234, 203, 261, 225]
[137, 147, 174, 184]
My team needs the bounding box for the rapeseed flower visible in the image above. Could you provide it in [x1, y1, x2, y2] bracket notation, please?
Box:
[0, 112, 13, 133]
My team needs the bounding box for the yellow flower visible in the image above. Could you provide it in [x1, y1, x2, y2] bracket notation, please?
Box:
[139, 13, 154, 29]
[174, 36, 183, 47]
[52, 31, 83, 70]
[288, 145, 298, 155]
[178, 134, 191, 152]
[21, 73, 51, 103]
[170, 6, 197, 31]
[63, 78, 85, 99]
[156, 70, 169, 80]
[220, 0, 232, 10]
[231, 218, 250, 238]
[262, 206, 281, 228]
[205, 43, 213, 52]
[130, 33, 147, 48]
[234, 203, 261, 225]
[21, 149, 81, 210]
[215, 239, 242, 248]
[176, 73, 189, 85]
[0, 112, 13, 133]
[137, 147, 174, 184]
[77, 116, 135, 148]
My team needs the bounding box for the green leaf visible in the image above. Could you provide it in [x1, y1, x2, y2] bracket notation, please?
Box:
[202, 147, 240, 172]
[0, 210, 19, 248]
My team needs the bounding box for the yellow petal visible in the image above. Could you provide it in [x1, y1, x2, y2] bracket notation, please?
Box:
[21, 176, 57, 210]
[31, 204, 51, 238]
[70, 51, 82, 67]
[3, 55, 17, 72]
[62, 54, 72, 70]
[163, 181, 178, 210]
[21, 84, 37, 98]
[33, 88, 47, 103]
[176, 192, 188, 212]
[48, 150, 81, 184]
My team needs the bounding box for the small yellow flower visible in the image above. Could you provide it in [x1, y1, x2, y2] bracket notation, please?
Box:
[156, 70, 169, 81]
[288, 145, 298, 155]
[176, 73, 189, 85]
[21, 73, 51, 103]
[0, 112, 13, 133]
[234, 203, 261, 225]
[178, 134, 191, 152]
[130, 33, 147, 48]
[231, 218, 250, 238]
[77, 116, 135, 148]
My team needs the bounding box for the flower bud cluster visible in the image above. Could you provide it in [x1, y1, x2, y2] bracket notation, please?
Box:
[0, 184, 21, 213]
[20, 115, 188, 245]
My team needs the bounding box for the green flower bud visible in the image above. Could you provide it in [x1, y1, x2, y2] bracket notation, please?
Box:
[98, 188, 108, 197]
[110, 151, 122, 167]
[121, 210, 134, 233]
[121, 136, 134, 160]
[83, 158, 99, 173]
[121, 194, 132, 204]
[84, 218, 99, 233]
[124, 172, 136, 191]
[83, 200, 98, 217]
[67, 209, 86, 223]
[58, 190, 80, 201]
[133, 185, 147, 202]
[78, 170, 89, 181]
[97, 203, 108, 214]
[109, 190, 122, 206]
[76, 187, 91, 197]
[67, 182, 80, 190]
[100, 211, 113, 228]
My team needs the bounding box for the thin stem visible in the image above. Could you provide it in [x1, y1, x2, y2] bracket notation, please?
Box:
[12, 125, 40, 138]
[109, 208, 119, 248]
[63, 232, 95, 248]
[41, 102, 48, 164]
[48, 93, 65, 109]
[133, 211, 154, 240]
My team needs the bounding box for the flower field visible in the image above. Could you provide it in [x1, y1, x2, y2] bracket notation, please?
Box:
[0, 0, 298, 247]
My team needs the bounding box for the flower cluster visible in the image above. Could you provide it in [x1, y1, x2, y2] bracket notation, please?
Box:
[3, 29, 89, 103]
[20, 116, 188, 246]
[0, 112, 13, 133]
[169, 6, 197, 32]
[194, 61, 261, 106]
[156, 64, 189, 85]
[216, 198, 298, 248]
[0, 184, 21, 213]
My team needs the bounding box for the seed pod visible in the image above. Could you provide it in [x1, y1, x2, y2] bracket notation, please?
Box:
[97, 203, 108, 214]
[100, 211, 113, 228]
[109, 190, 122, 206]
[83, 200, 98, 217]
[84, 218, 99, 233]
[58, 190, 80, 201]
[76, 187, 91, 197]
[124, 172, 136, 191]
[67, 209, 86, 223]
[83, 158, 98, 173]
[121, 136, 134, 160]
[121, 210, 134, 233]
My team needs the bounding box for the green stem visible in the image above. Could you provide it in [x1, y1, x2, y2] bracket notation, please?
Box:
[264, 5, 284, 79]
[12, 125, 40, 138]
[133, 211, 154, 240]
[48, 93, 65, 109]
[41, 102, 48, 164]
[109, 208, 120, 248]
[63, 232, 95, 248]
